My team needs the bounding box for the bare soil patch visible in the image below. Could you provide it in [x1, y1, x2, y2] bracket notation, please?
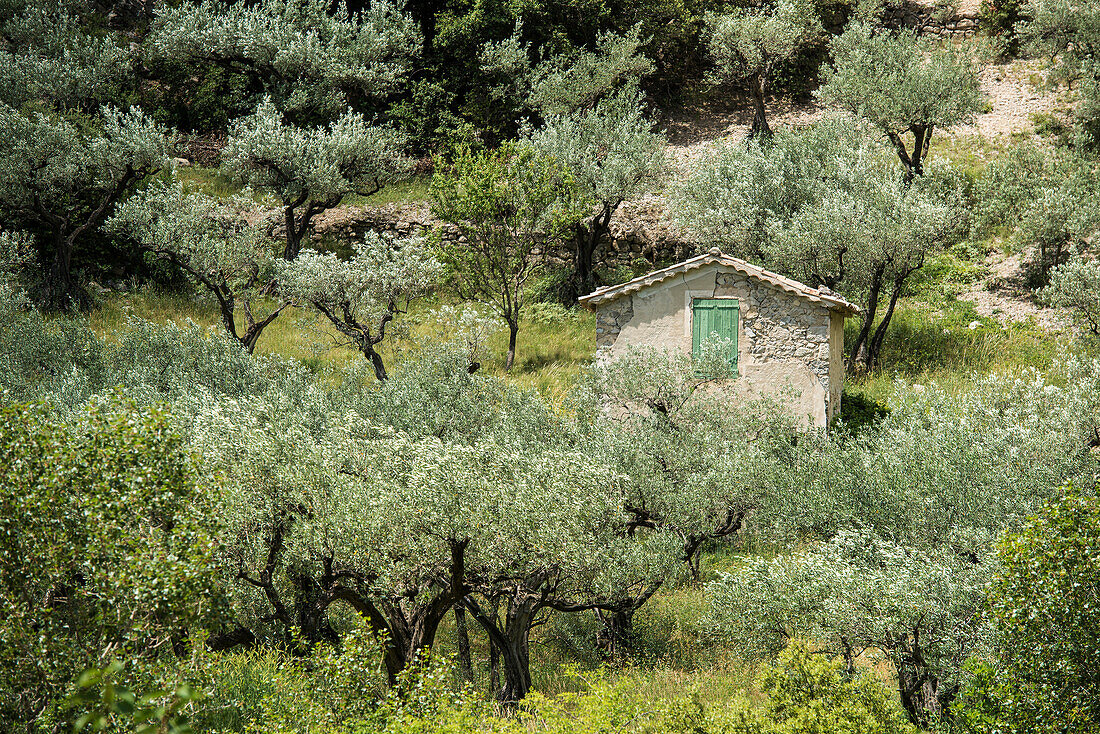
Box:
[958, 247, 1068, 330]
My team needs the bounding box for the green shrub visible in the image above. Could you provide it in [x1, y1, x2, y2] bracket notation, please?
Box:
[957, 487, 1100, 733]
[980, 0, 1023, 56]
[0, 401, 225, 730]
[836, 389, 889, 432]
[67, 662, 199, 734]
[741, 641, 918, 734]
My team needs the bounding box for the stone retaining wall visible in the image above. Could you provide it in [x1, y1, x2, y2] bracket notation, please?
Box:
[883, 0, 982, 37]
[306, 195, 695, 268]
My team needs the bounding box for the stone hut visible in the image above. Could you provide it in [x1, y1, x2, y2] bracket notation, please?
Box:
[578, 248, 860, 426]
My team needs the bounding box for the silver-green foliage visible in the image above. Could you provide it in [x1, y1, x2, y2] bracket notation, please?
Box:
[223, 97, 411, 259]
[1042, 256, 1100, 335]
[148, 0, 420, 119]
[0, 103, 168, 308]
[0, 0, 131, 110]
[703, 365, 1100, 726]
[479, 24, 653, 119]
[530, 87, 666, 212]
[671, 117, 961, 369]
[705, 0, 824, 136]
[476, 25, 662, 300]
[527, 25, 654, 116]
[1018, 0, 1100, 148]
[277, 232, 441, 379]
[107, 180, 288, 353]
[576, 344, 806, 568]
[817, 23, 984, 179]
[707, 529, 991, 727]
[973, 146, 1100, 286]
[1018, 0, 1100, 84]
[528, 87, 667, 297]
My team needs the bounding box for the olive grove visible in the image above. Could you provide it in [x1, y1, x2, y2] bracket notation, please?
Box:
[3, 0, 1100, 731]
[704, 364, 1100, 726]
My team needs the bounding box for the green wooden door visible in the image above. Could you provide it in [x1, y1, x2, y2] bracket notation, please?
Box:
[691, 298, 738, 371]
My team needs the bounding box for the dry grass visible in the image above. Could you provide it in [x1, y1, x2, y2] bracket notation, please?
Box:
[87, 289, 597, 391]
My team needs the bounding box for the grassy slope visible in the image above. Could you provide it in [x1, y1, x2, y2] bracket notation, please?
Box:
[88, 290, 597, 397]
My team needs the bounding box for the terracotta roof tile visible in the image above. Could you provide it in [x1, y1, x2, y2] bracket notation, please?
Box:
[578, 248, 860, 315]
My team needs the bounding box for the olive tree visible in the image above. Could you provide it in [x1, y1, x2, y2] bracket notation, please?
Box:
[706, 530, 993, 728]
[174, 346, 654, 698]
[1018, 0, 1100, 147]
[529, 88, 666, 301]
[478, 24, 653, 136]
[0, 0, 132, 111]
[1042, 257, 1100, 335]
[705, 0, 824, 138]
[817, 23, 984, 181]
[479, 27, 663, 302]
[147, 0, 420, 123]
[431, 143, 581, 369]
[223, 98, 412, 260]
[527, 25, 654, 116]
[973, 146, 1100, 286]
[107, 180, 289, 354]
[672, 118, 962, 371]
[0, 104, 167, 311]
[277, 232, 442, 380]
[570, 344, 806, 657]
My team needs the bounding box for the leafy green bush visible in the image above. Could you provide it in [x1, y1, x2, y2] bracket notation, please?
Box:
[836, 389, 889, 432]
[0, 401, 225, 730]
[957, 487, 1100, 734]
[67, 662, 199, 734]
[979, 0, 1023, 56]
[741, 641, 917, 734]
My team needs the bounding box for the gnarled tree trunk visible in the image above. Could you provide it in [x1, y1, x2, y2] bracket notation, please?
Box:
[567, 201, 618, 304]
[748, 73, 772, 139]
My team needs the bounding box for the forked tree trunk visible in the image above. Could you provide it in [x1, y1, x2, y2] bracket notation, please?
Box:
[892, 636, 958, 728]
[463, 594, 538, 705]
[569, 201, 617, 303]
[283, 199, 312, 261]
[888, 124, 933, 184]
[38, 164, 143, 312]
[848, 263, 885, 372]
[864, 274, 906, 371]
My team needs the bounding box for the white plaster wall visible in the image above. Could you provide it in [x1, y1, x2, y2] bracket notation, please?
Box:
[610, 269, 719, 357]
